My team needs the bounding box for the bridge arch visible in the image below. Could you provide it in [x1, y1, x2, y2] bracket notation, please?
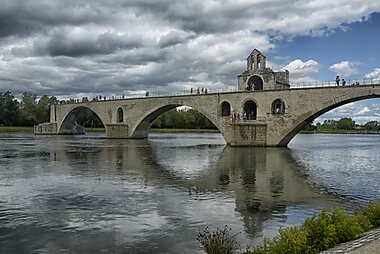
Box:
[117, 107, 124, 123]
[242, 99, 258, 120]
[220, 101, 231, 116]
[278, 94, 380, 146]
[58, 105, 106, 134]
[247, 75, 263, 91]
[131, 103, 223, 139]
[272, 98, 286, 115]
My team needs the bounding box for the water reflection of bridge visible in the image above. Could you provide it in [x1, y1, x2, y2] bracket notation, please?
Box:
[50, 135, 348, 238]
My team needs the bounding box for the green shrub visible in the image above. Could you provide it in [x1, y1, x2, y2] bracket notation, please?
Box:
[197, 226, 240, 254]
[352, 212, 372, 232]
[330, 208, 365, 243]
[267, 226, 312, 254]
[364, 201, 380, 227]
[246, 227, 315, 254]
[302, 209, 337, 251]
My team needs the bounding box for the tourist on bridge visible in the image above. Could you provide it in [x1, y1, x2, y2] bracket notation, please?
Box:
[336, 75, 340, 86]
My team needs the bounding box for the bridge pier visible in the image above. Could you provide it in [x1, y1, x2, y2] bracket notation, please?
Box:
[226, 123, 268, 147]
[105, 124, 130, 139]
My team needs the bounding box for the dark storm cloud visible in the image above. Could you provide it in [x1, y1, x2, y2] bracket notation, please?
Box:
[0, 0, 107, 39]
[40, 31, 142, 57]
[158, 31, 193, 48]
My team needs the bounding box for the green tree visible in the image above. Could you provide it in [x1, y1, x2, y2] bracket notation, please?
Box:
[76, 108, 104, 128]
[363, 121, 379, 132]
[152, 108, 216, 129]
[35, 95, 57, 123]
[336, 117, 355, 130]
[0, 91, 19, 126]
[19, 92, 37, 126]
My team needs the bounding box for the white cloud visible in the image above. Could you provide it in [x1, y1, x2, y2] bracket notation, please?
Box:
[329, 61, 359, 77]
[281, 59, 320, 82]
[365, 68, 380, 80]
[357, 106, 370, 115]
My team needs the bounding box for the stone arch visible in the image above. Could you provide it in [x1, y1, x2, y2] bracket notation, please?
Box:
[220, 101, 231, 116]
[243, 100, 257, 120]
[117, 107, 124, 123]
[247, 75, 263, 91]
[131, 103, 223, 139]
[277, 95, 380, 146]
[271, 98, 286, 115]
[58, 105, 106, 134]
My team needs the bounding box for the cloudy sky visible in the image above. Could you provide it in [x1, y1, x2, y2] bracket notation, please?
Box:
[1, 0, 380, 123]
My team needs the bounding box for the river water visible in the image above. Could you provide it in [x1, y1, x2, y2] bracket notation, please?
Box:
[0, 133, 379, 253]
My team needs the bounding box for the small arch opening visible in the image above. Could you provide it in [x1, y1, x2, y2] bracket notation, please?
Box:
[247, 75, 263, 91]
[117, 107, 124, 123]
[243, 100, 257, 120]
[272, 99, 285, 115]
[221, 101, 231, 116]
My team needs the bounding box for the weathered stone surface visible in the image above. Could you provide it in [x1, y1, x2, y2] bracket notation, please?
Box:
[35, 84, 380, 146]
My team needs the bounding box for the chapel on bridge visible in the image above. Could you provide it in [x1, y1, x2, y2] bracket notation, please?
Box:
[237, 49, 290, 91]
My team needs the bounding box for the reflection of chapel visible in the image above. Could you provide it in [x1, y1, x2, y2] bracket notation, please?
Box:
[237, 49, 289, 91]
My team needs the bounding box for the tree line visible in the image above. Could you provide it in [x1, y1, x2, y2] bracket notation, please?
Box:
[0, 91, 56, 126]
[304, 118, 380, 132]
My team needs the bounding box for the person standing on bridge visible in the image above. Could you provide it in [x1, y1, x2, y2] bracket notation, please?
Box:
[336, 75, 340, 86]
[342, 79, 346, 86]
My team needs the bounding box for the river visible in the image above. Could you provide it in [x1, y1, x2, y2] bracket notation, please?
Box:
[0, 133, 379, 253]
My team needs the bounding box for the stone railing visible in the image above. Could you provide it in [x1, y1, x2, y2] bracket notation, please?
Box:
[57, 78, 380, 104]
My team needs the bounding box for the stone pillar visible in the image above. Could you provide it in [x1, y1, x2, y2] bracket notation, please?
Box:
[106, 124, 130, 138]
[50, 104, 56, 122]
[226, 123, 267, 146]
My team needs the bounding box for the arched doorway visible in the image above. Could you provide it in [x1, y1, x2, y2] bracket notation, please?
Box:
[243, 100, 257, 120]
[247, 75, 263, 91]
[221, 101, 231, 116]
[271, 99, 285, 115]
[117, 107, 124, 122]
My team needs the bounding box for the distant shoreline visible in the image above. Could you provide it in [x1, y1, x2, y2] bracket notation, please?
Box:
[299, 130, 380, 135]
[1, 126, 378, 135]
[0, 126, 220, 134]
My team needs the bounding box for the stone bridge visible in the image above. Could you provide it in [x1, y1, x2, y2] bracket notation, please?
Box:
[34, 49, 380, 146]
[35, 84, 380, 147]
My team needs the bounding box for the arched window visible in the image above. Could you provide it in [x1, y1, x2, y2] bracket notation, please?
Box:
[221, 101, 231, 116]
[272, 99, 285, 115]
[247, 75, 263, 91]
[243, 100, 257, 120]
[117, 107, 124, 123]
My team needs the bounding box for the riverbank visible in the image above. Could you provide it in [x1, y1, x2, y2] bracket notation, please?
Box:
[0, 126, 220, 134]
[0, 126, 34, 132]
[237, 201, 380, 254]
[300, 130, 380, 134]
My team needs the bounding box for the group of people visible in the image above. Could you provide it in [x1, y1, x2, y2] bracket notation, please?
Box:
[335, 76, 360, 86]
[231, 111, 256, 123]
[190, 87, 208, 94]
